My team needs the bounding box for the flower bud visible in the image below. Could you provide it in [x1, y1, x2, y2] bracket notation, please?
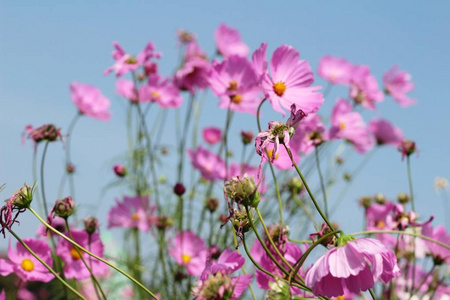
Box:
[224, 175, 260, 208]
[156, 215, 173, 231]
[397, 193, 410, 204]
[113, 164, 127, 177]
[398, 139, 418, 159]
[267, 279, 291, 300]
[231, 208, 255, 235]
[286, 177, 303, 194]
[374, 193, 387, 204]
[84, 216, 98, 234]
[359, 196, 372, 208]
[343, 172, 351, 181]
[240, 131, 254, 145]
[205, 197, 219, 213]
[336, 156, 344, 165]
[66, 163, 75, 174]
[173, 183, 186, 196]
[10, 183, 34, 209]
[53, 196, 75, 218]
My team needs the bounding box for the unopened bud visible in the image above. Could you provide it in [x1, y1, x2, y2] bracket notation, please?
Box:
[398, 140, 418, 158]
[343, 172, 351, 181]
[66, 164, 75, 174]
[224, 175, 260, 208]
[84, 216, 98, 234]
[397, 193, 410, 204]
[374, 193, 386, 204]
[11, 183, 34, 208]
[240, 131, 254, 145]
[267, 279, 291, 300]
[205, 197, 219, 213]
[113, 164, 127, 177]
[286, 177, 303, 194]
[173, 183, 186, 196]
[53, 196, 75, 218]
[156, 215, 173, 231]
[359, 196, 372, 208]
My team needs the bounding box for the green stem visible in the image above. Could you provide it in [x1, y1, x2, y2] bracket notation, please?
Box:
[284, 145, 334, 232]
[368, 288, 377, 300]
[64, 219, 107, 300]
[32, 151, 44, 216]
[315, 146, 329, 218]
[9, 229, 86, 300]
[28, 206, 159, 300]
[40, 141, 50, 217]
[406, 156, 415, 212]
[65, 112, 81, 202]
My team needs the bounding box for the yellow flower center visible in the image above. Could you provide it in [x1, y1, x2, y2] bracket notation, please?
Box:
[339, 123, 346, 130]
[131, 213, 141, 221]
[273, 82, 286, 97]
[70, 247, 82, 260]
[335, 296, 346, 300]
[181, 254, 191, 263]
[228, 80, 238, 92]
[267, 149, 279, 160]
[375, 220, 385, 228]
[230, 94, 243, 104]
[151, 91, 161, 99]
[125, 57, 138, 64]
[21, 258, 34, 272]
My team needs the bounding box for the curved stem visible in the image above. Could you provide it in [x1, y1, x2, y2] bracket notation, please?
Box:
[9, 229, 87, 300]
[315, 146, 329, 218]
[284, 145, 334, 232]
[28, 206, 159, 300]
[40, 141, 50, 217]
[64, 219, 107, 300]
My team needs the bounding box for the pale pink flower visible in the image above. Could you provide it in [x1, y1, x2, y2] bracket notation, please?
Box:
[202, 127, 222, 145]
[252, 43, 268, 80]
[261, 44, 323, 116]
[326, 99, 374, 153]
[115, 79, 144, 102]
[383, 65, 416, 107]
[349, 65, 384, 110]
[305, 236, 401, 297]
[174, 58, 210, 93]
[142, 74, 183, 108]
[318, 55, 353, 85]
[0, 238, 53, 282]
[169, 231, 207, 276]
[214, 24, 249, 58]
[187, 146, 226, 181]
[70, 82, 111, 121]
[290, 113, 326, 155]
[107, 195, 153, 232]
[56, 229, 108, 280]
[422, 223, 450, 264]
[104, 41, 161, 77]
[368, 119, 404, 147]
[185, 41, 207, 61]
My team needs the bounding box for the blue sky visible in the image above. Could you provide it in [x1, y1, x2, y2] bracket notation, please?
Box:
[1, 1, 449, 243]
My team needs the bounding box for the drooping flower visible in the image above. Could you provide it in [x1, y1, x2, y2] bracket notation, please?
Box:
[421, 223, 450, 264]
[318, 55, 353, 85]
[383, 65, 416, 107]
[187, 146, 226, 181]
[202, 127, 222, 145]
[104, 41, 161, 77]
[169, 231, 208, 276]
[193, 249, 253, 299]
[70, 82, 111, 121]
[349, 65, 384, 109]
[326, 99, 374, 153]
[305, 236, 401, 297]
[368, 119, 404, 147]
[56, 229, 108, 280]
[22, 124, 63, 151]
[107, 195, 154, 232]
[214, 24, 249, 58]
[260, 44, 324, 116]
[208, 55, 262, 114]
[0, 238, 53, 282]
[1, 185, 35, 238]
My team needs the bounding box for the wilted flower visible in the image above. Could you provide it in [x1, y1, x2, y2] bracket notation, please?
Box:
[1, 184, 35, 238]
[23, 124, 63, 151]
[224, 175, 260, 208]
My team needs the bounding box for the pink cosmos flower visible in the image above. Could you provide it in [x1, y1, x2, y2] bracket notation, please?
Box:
[0, 238, 53, 282]
[290, 113, 326, 155]
[202, 126, 222, 145]
[141, 74, 183, 108]
[421, 223, 450, 264]
[318, 55, 353, 85]
[104, 41, 161, 77]
[260, 44, 323, 116]
[208, 55, 262, 114]
[349, 65, 384, 110]
[252, 43, 268, 80]
[185, 41, 208, 61]
[115, 79, 144, 102]
[193, 249, 253, 299]
[174, 58, 210, 93]
[56, 229, 108, 280]
[365, 202, 396, 231]
[326, 99, 374, 153]
[368, 119, 404, 147]
[169, 231, 208, 276]
[383, 65, 416, 107]
[305, 236, 401, 297]
[187, 146, 226, 181]
[70, 82, 111, 121]
[107, 195, 153, 232]
[214, 24, 249, 58]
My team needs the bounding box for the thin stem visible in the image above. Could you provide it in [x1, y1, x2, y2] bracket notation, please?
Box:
[64, 219, 107, 300]
[315, 146, 329, 218]
[65, 112, 81, 202]
[406, 156, 415, 212]
[368, 288, 377, 300]
[284, 145, 334, 231]
[28, 206, 159, 300]
[223, 107, 233, 178]
[32, 151, 44, 215]
[9, 229, 87, 300]
[40, 141, 50, 217]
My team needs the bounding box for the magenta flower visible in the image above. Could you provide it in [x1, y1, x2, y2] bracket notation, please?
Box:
[56, 229, 108, 280]
[365, 202, 396, 231]
[142, 74, 183, 108]
[290, 113, 326, 155]
[349, 65, 384, 109]
[187, 146, 226, 181]
[0, 238, 53, 282]
[318, 55, 353, 85]
[208, 55, 262, 114]
[169, 231, 207, 276]
[113, 164, 127, 177]
[107, 195, 153, 232]
[261, 44, 323, 116]
[115, 79, 143, 102]
[104, 41, 161, 77]
[383, 65, 416, 107]
[193, 249, 253, 299]
[305, 236, 401, 297]
[422, 223, 450, 264]
[185, 41, 207, 61]
[368, 119, 404, 147]
[70, 82, 111, 121]
[326, 99, 374, 153]
[214, 24, 249, 58]
[174, 58, 210, 93]
[202, 126, 222, 145]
